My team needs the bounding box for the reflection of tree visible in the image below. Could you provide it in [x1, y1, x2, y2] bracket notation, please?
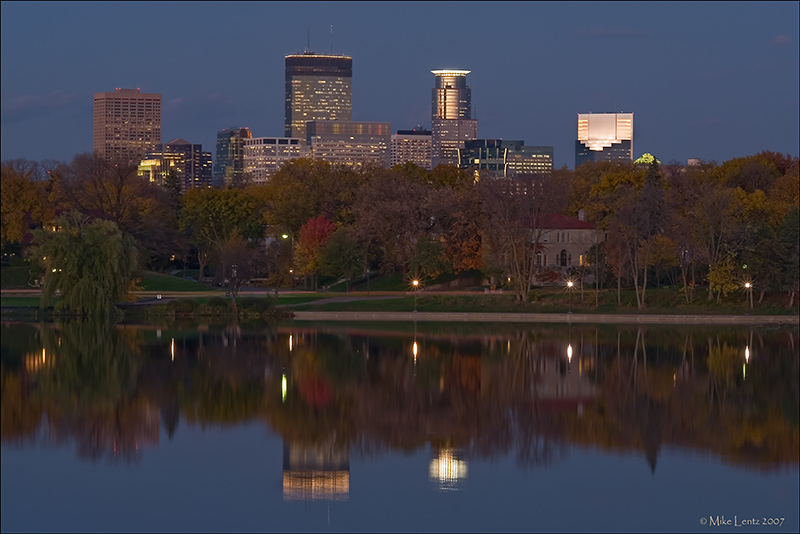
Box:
[30, 319, 148, 462]
[37, 320, 138, 414]
[2, 322, 797, 471]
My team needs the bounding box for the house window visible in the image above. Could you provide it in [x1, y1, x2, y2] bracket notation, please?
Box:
[560, 249, 567, 267]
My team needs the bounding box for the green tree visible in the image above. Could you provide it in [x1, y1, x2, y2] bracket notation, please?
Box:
[47, 153, 182, 270]
[216, 234, 266, 315]
[29, 211, 139, 318]
[707, 255, 739, 303]
[776, 206, 799, 306]
[480, 174, 569, 302]
[180, 188, 264, 281]
[320, 226, 363, 291]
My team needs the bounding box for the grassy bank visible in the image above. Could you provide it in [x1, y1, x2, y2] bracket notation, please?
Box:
[291, 288, 799, 316]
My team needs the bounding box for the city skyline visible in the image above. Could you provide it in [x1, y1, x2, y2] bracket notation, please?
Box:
[1, 1, 798, 169]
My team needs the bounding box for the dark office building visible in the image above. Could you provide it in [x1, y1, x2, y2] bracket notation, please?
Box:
[140, 138, 212, 192]
[213, 127, 252, 187]
[460, 139, 553, 177]
[575, 139, 632, 167]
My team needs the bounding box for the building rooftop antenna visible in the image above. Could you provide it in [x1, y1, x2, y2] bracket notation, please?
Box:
[330, 25, 333, 53]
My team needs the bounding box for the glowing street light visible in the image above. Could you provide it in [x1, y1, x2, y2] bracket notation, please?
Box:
[412, 279, 420, 312]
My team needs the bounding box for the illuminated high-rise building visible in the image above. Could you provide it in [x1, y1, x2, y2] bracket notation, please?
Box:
[213, 127, 252, 187]
[459, 139, 553, 177]
[575, 112, 633, 168]
[285, 52, 352, 143]
[431, 70, 477, 168]
[307, 121, 391, 167]
[243, 136, 307, 184]
[138, 138, 211, 192]
[391, 128, 432, 170]
[94, 88, 161, 164]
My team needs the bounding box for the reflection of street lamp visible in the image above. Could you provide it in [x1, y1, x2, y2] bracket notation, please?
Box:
[412, 279, 419, 312]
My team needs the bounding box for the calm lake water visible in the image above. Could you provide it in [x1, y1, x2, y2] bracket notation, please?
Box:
[1, 319, 798, 533]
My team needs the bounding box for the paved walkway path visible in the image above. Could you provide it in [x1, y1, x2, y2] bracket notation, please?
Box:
[290, 310, 799, 325]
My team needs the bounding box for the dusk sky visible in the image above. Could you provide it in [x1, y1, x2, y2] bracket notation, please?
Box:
[1, 1, 798, 169]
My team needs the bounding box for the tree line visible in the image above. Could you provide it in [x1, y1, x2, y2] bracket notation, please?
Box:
[1, 150, 798, 313]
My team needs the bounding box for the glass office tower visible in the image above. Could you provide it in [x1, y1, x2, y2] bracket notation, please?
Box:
[285, 52, 352, 143]
[139, 138, 211, 192]
[213, 127, 252, 187]
[431, 70, 477, 168]
[459, 139, 553, 178]
[574, 112, 633, 168]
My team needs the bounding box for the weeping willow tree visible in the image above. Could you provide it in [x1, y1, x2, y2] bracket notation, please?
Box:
[29, 211, 139, 318]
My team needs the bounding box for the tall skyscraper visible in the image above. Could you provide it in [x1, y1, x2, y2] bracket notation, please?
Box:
[574, 112, 633, 168]
[94, 88, 161, 164]
[213, 127, 252, 187]
[285, 52, 352, 143]
[431, 70, 477, 168]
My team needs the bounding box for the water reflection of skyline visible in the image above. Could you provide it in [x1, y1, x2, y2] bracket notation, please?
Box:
[2, 321, 797, 477]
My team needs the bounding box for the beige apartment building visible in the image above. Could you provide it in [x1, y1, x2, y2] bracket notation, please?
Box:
[93, 88, 161, 164]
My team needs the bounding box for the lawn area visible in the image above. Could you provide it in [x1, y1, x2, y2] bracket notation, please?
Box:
[0, 266, 36, 289]
[0, 296, 42, 307]
[137, 270, 216, 292]
[290, 288, 799, 315]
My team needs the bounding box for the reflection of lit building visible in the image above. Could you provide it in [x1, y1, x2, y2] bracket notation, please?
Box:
[283, 438, 350, 501]
[24, 348, 54, 373]
[575, 112, 633, 168]
[429, 447, 468, 492]
[533, 341, 598, 413]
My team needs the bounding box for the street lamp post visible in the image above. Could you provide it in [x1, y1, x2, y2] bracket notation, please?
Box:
[567, 280, 574, 313]
[412, 279, 419, 312]
[744, 282, 753, 310]
[282, 234, 294, 291]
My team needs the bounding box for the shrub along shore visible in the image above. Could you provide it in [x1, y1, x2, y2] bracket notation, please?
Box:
[2, 287, 797, 323]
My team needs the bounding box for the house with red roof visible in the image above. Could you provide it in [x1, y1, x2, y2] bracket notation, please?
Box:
[536, 212, 604, 280]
